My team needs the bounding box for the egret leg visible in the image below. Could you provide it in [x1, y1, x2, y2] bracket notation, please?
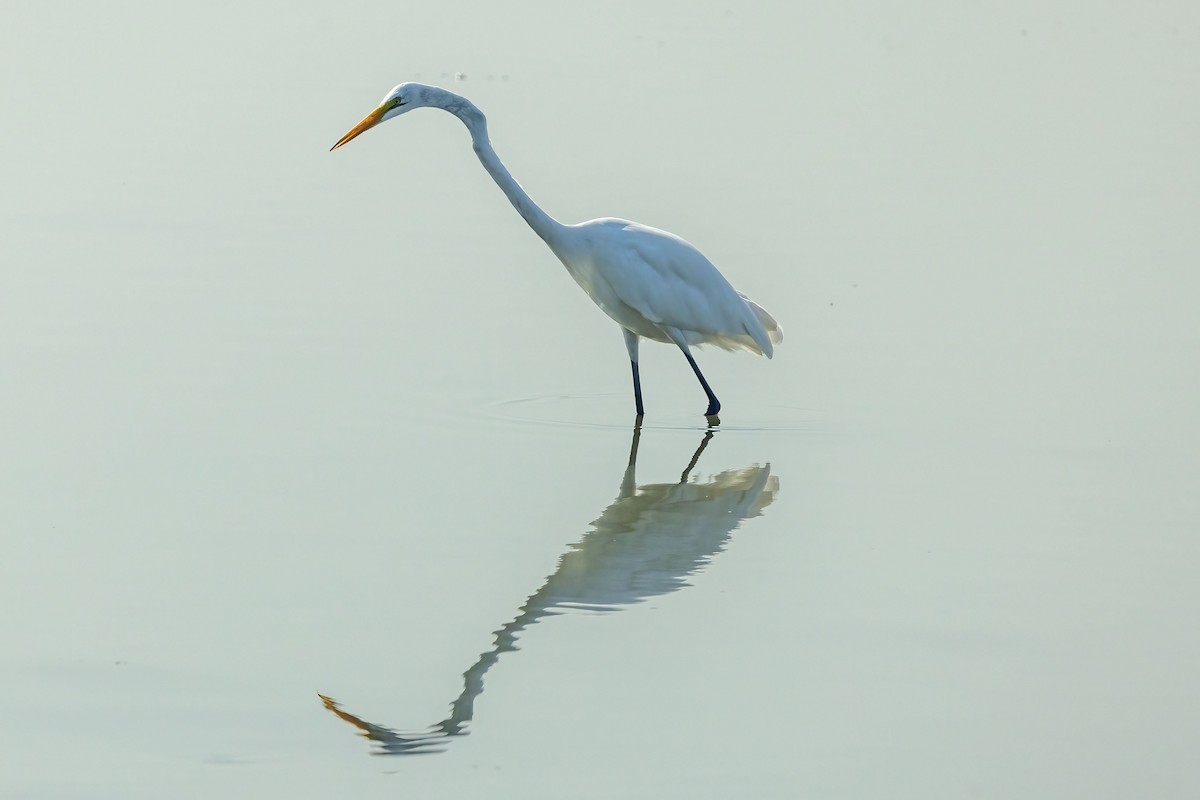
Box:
[681, 349, 721, 417]
[630, 361, 645, 417]
[622, 329, 644, 417]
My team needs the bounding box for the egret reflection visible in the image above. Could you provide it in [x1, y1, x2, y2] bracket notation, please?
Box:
[320, 425, 779, 755]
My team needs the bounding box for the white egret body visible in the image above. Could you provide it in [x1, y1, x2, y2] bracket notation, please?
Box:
[332, 83, 782, 417]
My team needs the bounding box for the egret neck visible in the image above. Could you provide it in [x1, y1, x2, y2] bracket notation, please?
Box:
[437, 92, 566, 248]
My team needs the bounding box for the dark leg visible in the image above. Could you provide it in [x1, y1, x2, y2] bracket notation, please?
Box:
[622, 329, 644, 417]
[630, 360, 645, 417]
[681, 349, 721, 417]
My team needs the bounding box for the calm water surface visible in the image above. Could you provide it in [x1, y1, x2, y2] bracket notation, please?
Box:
[3, 2, 1198, 798]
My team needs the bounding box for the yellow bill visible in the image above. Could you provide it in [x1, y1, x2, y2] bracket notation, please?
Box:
[330, 105, 387, 151]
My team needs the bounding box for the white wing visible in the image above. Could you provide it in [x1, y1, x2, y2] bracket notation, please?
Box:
[582, 220, 779, 356]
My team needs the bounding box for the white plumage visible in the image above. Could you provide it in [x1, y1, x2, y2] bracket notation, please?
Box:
[332, 83, 782, 417]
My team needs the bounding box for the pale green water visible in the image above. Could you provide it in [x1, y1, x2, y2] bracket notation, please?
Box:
[2, 2, 1199, 798]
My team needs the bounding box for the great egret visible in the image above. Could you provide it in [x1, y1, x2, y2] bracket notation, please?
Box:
[331, 83, 782, 417]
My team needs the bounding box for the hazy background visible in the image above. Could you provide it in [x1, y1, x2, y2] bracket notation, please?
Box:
[2, 1, 1198, 797]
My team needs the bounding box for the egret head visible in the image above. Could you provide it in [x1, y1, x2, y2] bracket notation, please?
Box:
[330, 83, 430, 151]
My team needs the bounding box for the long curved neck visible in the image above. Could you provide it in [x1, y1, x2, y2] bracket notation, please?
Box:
[439, 94, 565, 247]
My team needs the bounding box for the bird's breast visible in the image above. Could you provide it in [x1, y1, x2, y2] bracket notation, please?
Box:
[553, 249, 670, 342]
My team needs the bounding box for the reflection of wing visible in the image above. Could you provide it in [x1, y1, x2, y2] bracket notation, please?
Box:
[320, 426, 780, 756]
[542, 464, 777, 611]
